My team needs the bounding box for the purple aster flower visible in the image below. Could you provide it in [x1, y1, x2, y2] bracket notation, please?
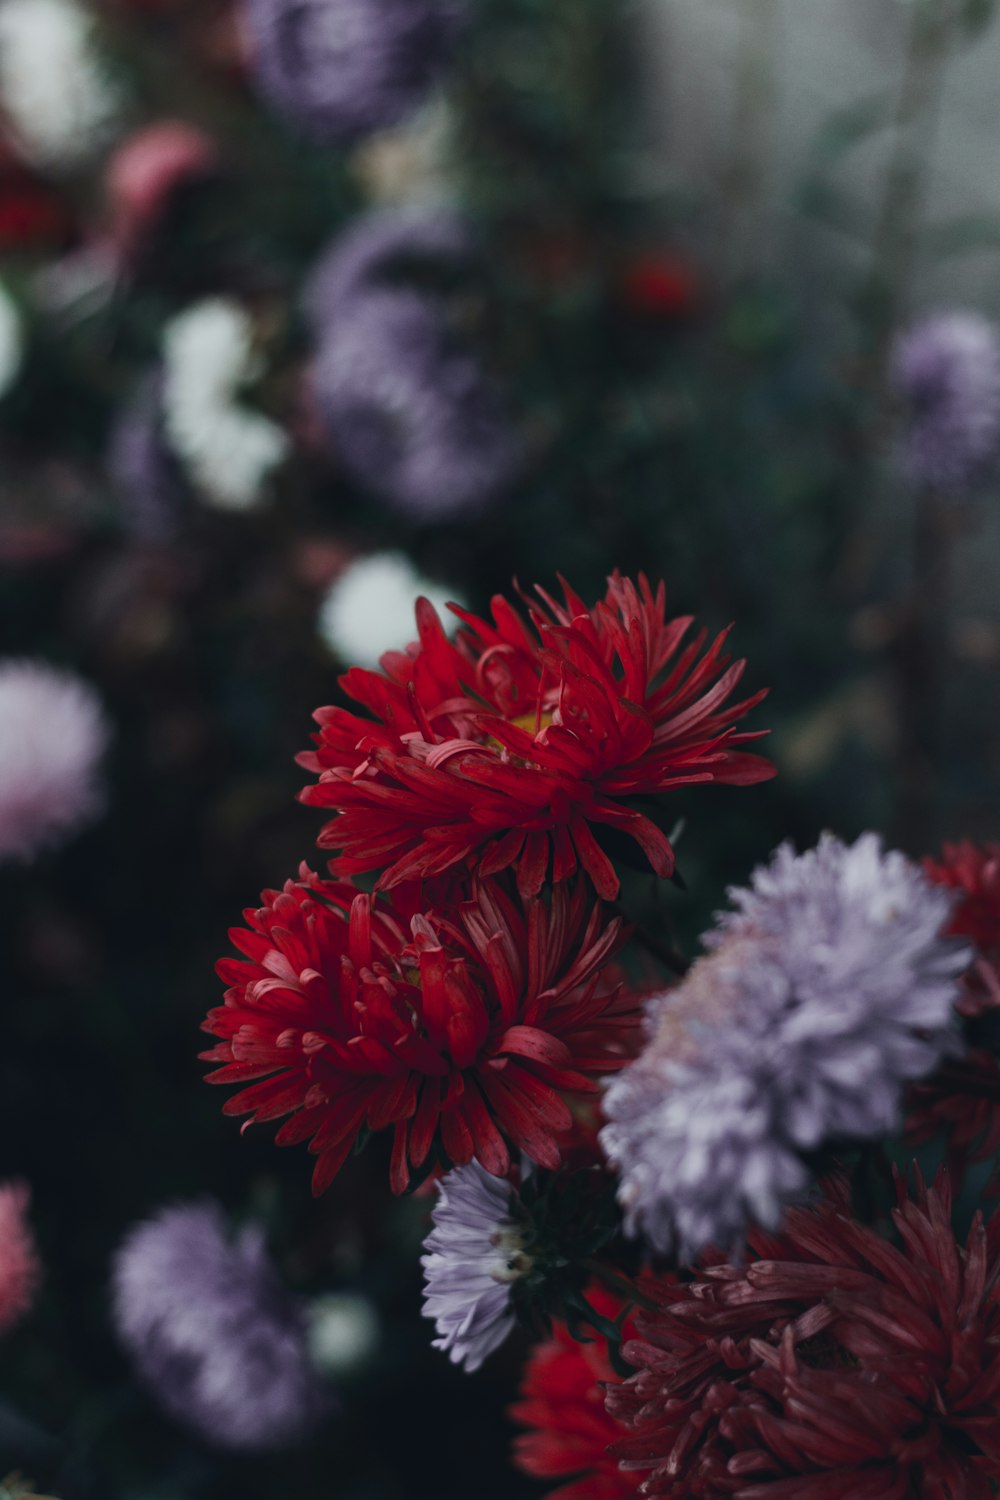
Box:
[600, 832, 969, 1261]
[243, 0, 467, 143]
[891, 310, 1000, 491]
[302, 205, 475, 327]
[112, 1202, 331, 1449]
[108, 370, 182, 542]
[309, 287, 520, 518]
[421, 1162, 530, 1373]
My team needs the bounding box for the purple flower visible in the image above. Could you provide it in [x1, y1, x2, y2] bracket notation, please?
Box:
[0, 660, 109, 863]
[302, 205, 474, 326]
[600, 833, 968, 1261]
[891, 310, 1000, 491]
[107, 370, 181, 542]
[309, 287, 520, 518]
[421, 1163, 530, 1373]
[244, 0, 467, 143]
[112, 1202, 330, 1449]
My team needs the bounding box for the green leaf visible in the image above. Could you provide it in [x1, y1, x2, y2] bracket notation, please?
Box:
[961, 0, 998, 38]
[922, 213, 1000, 258]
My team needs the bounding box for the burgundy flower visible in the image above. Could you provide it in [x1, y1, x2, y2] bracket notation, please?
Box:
[299, 574, 774, 900]
[924, 841, 1000, 1016]
[608, 1175, 1000, 1498]
[906, 1050, 1000, 1172]
[201, 869, 636, 1194]
[511, 1286, 641, 1500]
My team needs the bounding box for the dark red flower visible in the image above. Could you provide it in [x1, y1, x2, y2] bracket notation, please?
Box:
[923, 841, 1000, 1016]
[299, 574, 774, 900]
[608, 1176, 1000, 1498]
[906, 1050, 1000, 1174]
[201, 869, 637, 1194]
[511, 1286, 641, 1500]
[617, 255, 701, 320]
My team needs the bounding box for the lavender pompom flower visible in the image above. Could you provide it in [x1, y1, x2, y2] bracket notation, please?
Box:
[421, 1163, 531, 1373]
[891, 310, 1000, 491]
[310, 289, 519, 518]
[244, 0, 466, 143]
[601, 833, 969, 1261]
[0, 661, 109, 863]
[302, 205, 474, 325]
[112, 1202, 330, 1449]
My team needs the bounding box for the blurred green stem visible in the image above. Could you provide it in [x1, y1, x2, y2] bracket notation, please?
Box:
[721, 0, 782, 279]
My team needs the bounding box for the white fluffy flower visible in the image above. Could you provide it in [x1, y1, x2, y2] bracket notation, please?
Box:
[162, 298, 290, 512]
[0, 660, 110, 862]
[0, 0, 121, 168]
[0, 284, 22, 398]
[421, 1162, 528, 1373]
[317, 551, 464, 667]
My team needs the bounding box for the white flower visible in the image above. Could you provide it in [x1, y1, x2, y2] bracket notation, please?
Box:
[306, 1292, 379, 1378]
[317, 550, 464, 667]
[0, 0, 121, 168]
[0, 660, 109, 862]
[421, 1162, 529, 1373]
[0, 284, 22, 398]
[162, 298, 289, 512]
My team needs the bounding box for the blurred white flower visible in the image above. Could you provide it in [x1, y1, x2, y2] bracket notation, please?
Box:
[0, 660, 110, 862]
[306, 1292, 379, 1378]
[0, 285, 22, 398]
[0, 0, 121, 168]
[317, 551, 464, 667]
[162, 299, 290, 512]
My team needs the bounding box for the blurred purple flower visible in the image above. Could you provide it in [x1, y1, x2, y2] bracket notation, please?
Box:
[108, 370, 182, 542]
[244, 0, 467, 143]
[600, 833, 968, 1261]
[891, 310, 1000, 491]
[0, 660, 109, 863]
[113, 1202, 330, 1449]
[421, 1162, 529, 1373]
[309, 288, 520, 518]
[303, 205, 474, 325]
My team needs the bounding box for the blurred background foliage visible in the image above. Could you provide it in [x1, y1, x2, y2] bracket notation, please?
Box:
[2, 0, 1000, 1495]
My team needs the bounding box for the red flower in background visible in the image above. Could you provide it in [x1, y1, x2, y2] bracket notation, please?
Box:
[511, 1286, 641, 1500]
[617, 254, 701, 320]
[608, 1176, 1000, 1499]
[201, 869, 637, 1194]
[924, 841, 1000, 1015]
[299, 573, 773, 900]
[908, 843, 1000, 1178]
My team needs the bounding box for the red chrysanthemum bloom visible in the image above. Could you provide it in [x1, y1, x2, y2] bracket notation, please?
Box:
[608, 1175, 1000, 1498]
[201, 869, 638, 1194]
[511, 1286, 641, 1500]
[299, 574, 774, 900]
[923, 841, 1000, 1016]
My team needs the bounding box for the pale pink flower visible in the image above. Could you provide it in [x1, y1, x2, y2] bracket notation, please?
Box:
[0, 1183, 41, 1333]
[0, 660, 110, 862]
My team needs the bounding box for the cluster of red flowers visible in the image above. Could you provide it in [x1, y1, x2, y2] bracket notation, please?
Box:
[515, 1177, 1000, 1500]
[202, 573, 771, 1191]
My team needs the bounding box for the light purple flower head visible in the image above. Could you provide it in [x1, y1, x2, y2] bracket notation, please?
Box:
[891, 310, 1000, 491]
[421, 1162, 530, 1373]
[108, 370, 182, 542]
[309, 287, 520, 519]
[600, 833, 969, 1262]
[243, 0, 467, 143]
[303, 205, 475, 326]
[112, 1202, 330, 1449]
[0, 660, 109, 862]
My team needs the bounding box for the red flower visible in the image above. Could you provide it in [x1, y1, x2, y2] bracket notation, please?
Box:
[299, 574, 774, 900]
[511, 1286, 642, 1500]
[617, 255, 701, 320]
[201, 869, 637, 1194]
[923, 841, 1000, 1016]
[608, 1176, 1000, 1498]
[907, 1050, 1000, 1175]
